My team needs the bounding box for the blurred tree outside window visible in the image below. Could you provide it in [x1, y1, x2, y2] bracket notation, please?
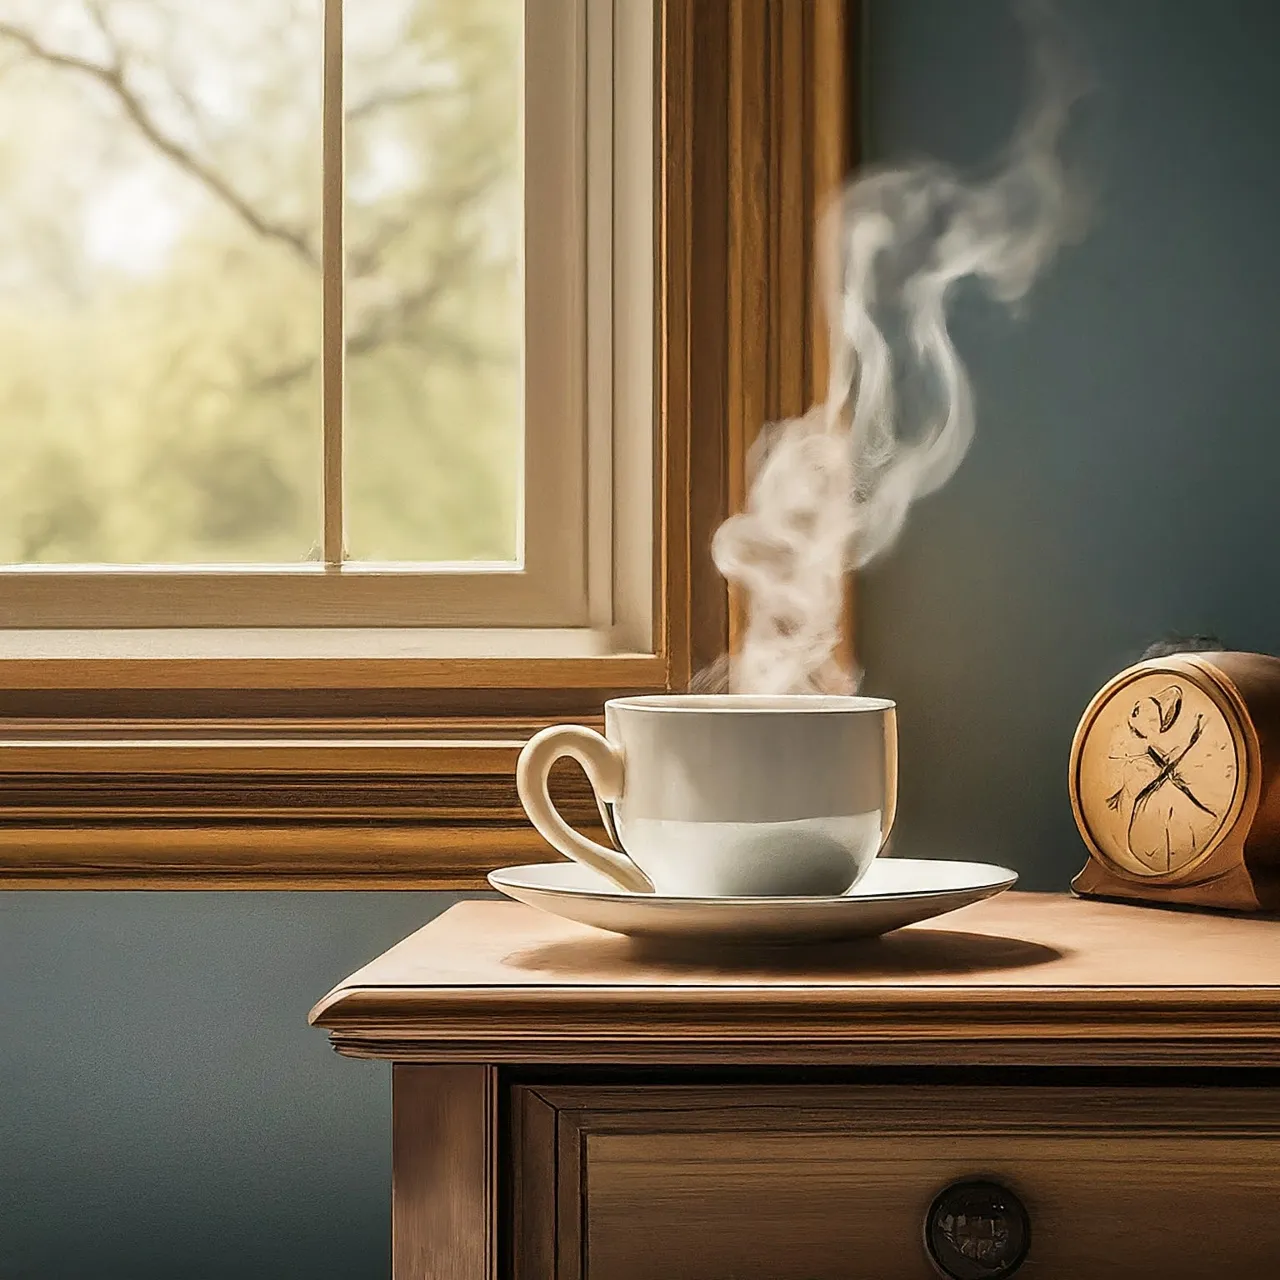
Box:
[0, 0, 522, 567]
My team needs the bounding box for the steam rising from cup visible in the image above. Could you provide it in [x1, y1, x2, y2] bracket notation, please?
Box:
[708, 0, 1088, 695]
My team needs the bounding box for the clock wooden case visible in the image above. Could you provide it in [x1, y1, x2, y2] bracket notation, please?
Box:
[1070, 650, 1280, 912]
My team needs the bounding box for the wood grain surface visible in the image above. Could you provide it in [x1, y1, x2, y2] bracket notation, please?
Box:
[510, 1084, 1280, 1280]
[723, 0, 856, 666]
[392, 1065, 497, 1280]
[310, 892, 1280, 1066]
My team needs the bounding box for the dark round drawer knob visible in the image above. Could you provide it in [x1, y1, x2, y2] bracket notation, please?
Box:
[925, 1179, 1030, 1279]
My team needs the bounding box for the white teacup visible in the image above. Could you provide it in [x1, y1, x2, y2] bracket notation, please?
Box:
[516, 693, 898, 897]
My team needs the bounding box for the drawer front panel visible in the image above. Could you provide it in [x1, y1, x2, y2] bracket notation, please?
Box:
[512, 1085, 1280, 1280]
[587, 1130, 1274, 1279]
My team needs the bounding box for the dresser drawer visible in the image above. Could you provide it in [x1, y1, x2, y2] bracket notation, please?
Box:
[511, 1084, 1280, 1280]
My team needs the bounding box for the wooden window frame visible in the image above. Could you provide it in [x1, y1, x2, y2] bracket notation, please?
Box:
[0, 0, 858, 888]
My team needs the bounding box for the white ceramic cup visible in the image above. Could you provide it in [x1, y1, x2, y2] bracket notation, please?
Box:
[516, 693, 898, 896]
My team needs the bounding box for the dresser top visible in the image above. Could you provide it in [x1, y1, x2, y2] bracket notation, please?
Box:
[310, 892, 1280, 1067]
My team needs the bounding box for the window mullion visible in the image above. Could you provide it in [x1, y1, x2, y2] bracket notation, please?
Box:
[321, 0, 346, 568]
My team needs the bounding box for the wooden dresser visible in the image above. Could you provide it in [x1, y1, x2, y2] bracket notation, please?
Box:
[310, 892, 1280, 1279]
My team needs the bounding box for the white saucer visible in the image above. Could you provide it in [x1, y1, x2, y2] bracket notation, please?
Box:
[487, 857, 1018, 945]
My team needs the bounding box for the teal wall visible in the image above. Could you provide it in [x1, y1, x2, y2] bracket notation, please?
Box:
[4, 1, 1280, 1276]
[0, 893, 468, 1279]
[859, 0, 1280, 889]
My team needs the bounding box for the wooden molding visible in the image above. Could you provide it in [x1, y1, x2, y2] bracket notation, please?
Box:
[0, 827, 590, 891]
[724, 0, 858, 663]
[312, 987, 1280, 1068]
[658, 0, 727, 685]
[0, 724, 604, 888]
[728, 0, 854, 463]
[0, 1, 858, 888]
[661, 0, 858, 679]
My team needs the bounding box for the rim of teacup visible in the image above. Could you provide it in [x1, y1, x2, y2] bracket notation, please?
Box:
[607, 693, 895, 714]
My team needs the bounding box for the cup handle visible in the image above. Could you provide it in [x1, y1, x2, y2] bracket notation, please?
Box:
[516, 725, 655, 893]
[881, 706, 899, 848]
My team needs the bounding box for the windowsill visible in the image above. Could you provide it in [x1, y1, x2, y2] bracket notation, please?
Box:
[0, 627, 648, 661]
[0, 628, 666, 691]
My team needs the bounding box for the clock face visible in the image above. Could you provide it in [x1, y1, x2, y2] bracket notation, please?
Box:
[1076, 671, 1242, 878]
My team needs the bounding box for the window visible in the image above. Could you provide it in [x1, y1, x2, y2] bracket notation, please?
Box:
[0, 0, 854, 886]
[0, 0, 650, 638]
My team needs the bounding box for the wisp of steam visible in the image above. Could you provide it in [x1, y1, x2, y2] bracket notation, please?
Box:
[708, 0, 1088, 695]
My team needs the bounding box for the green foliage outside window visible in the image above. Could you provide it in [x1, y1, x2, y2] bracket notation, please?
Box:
[0, 0, 521, 565]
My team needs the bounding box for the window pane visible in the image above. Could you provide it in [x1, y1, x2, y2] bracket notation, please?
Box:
[344, 0, 522, 564]
[0, 0, 322, 565]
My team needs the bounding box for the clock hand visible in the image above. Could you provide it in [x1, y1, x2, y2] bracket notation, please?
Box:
[1143, 745, 1217, 817]
[1167, 772, 1216, 817]
[1127, 716, 1207, 855]
[1133, 716, 1205, 811]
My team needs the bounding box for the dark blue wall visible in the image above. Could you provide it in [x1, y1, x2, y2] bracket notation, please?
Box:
[860, 0, 1280, 889]
[0, 893, 465, 1279]
[4, 2, 1280, 1276]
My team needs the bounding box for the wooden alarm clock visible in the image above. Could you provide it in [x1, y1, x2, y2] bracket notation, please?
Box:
[1069, 649, 1280, 912]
